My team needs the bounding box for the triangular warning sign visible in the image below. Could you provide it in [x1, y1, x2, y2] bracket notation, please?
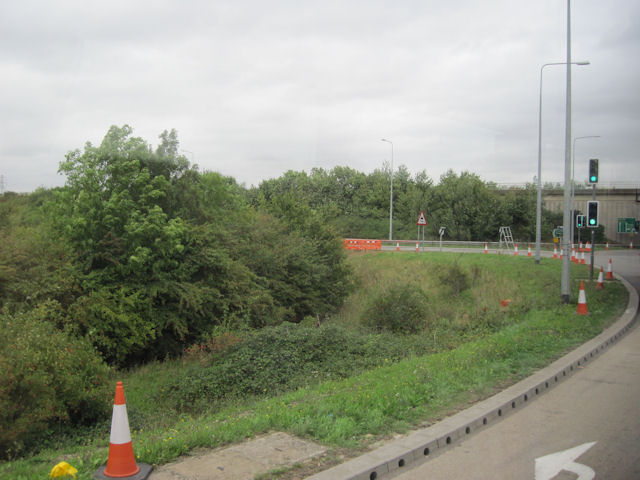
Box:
[417, 211, 427, 225]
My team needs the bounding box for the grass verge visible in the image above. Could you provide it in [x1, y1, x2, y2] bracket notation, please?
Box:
[0, 253, 629, 479]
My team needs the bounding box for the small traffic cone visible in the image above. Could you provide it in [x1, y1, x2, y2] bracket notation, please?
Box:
[579, 242, 583, 252]
[577, 282, 588, 315]
[585, 241, 591, 252]
[95, 382, 152, 479]
[415, 242, 419, 253]
[514, 244, 519, 256]
[606, 242, 609, 251]
[571, 246, 576, 263]
[396, 241, 400, 252]
[553, 245, 558, 259]
[580, 251, 586, 265]
[527, 244, 532, 257]
[484, 242, 488, 254]
[596, 266, 605, 290]
[605, 257, 614, 280]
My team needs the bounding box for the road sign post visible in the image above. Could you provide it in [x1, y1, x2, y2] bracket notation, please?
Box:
[416, 211, 427, 252]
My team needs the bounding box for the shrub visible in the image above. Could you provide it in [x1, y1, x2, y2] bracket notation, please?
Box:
[166, 323, 429, 412]
[438, 261, 471, 296]
[362, 283, 430, 334]
[0, 303, 111, 458]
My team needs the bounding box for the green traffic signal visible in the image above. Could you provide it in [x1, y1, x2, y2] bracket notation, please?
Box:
[587, 201, 599, 227]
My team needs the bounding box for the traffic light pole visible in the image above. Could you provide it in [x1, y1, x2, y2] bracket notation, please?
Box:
[590, 183, 596, 280]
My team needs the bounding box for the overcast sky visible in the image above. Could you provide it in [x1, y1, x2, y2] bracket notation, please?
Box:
[1, 0, 639, 192]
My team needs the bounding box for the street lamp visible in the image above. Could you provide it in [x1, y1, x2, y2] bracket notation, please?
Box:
[535, 60, 590, 264]
[381, 139, 394, 241]
[571, 135, 600, 245]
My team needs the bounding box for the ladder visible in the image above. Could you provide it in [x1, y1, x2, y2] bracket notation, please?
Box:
[499, 226, 515, 253]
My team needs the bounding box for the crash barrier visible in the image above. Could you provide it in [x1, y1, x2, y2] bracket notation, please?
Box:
[343, 239, 382, 251]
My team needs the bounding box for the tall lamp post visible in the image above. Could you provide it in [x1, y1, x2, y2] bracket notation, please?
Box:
[535, 61, 590, 264]
[571, 135, 600, 245]
[381, 138, 394, 241]
[561, 0, 573, 303]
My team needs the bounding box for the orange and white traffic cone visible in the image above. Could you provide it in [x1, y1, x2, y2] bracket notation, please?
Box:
[514, 244, 519, 256]
[580, 251, 586, 265]
[596, 266, 605, 290]
[577, 281, 588, 315]
[415, 242, 419, 253]
[571, 246, 576, 263]
[484, 242, 488, 254]
[527, 244, 532, 257]
[585, 241, 591, 252]
[605, 257, 614, 280]
[579, 242, 583, 252]
[396, 241, 400, 252]
[553, 245, 558, 259]
[96, 382, 152, 479]
[606, 242, 609, 251]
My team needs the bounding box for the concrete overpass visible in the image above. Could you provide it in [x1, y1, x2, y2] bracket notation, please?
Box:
[543, 188, 640, 244]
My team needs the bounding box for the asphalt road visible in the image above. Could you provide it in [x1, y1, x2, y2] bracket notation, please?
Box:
[394, 249, 640, 480]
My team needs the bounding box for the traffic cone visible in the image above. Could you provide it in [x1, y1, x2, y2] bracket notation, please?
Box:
[579, 242, 583, 252]
[585, 241, 591, 252]
[514, 244, 519, 256]
[396, 241, 400, 252]
[580, 251, 586, 265]
[577, 282, 588, 315]
[95, 382, 152, 479]
[484, 242, 488, 254]
[605, 257, 614, 280]
[553, 245, 558, 259]
[596, 266, 605, 290]
[527, 244, 532, 257]
[571, 246, 576, 263]
[415, 242, 419, 253]
[606, 242, 609, 251]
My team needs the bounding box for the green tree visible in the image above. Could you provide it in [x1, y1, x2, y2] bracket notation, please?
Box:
[430, 170, 503, 240]
[49, 125, 248, 363]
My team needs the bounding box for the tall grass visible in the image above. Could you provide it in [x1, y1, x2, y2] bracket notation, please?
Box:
[0, 253, 628, 479]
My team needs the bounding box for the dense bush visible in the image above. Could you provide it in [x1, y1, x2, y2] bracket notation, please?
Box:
[362, 283, 430, 334]
[438, 261, 471, 296]
[166, 322, 428, 412]
[36, 125, 353, 365]
[0, 303, 111, 458]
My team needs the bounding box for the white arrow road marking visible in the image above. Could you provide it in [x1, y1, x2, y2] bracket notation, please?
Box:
[535, 442, 597, 480]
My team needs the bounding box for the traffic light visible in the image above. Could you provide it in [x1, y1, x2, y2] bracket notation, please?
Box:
[589, 159, 599, 184]
[576, 214, 585, 228]
[587, 201, 599, 227]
